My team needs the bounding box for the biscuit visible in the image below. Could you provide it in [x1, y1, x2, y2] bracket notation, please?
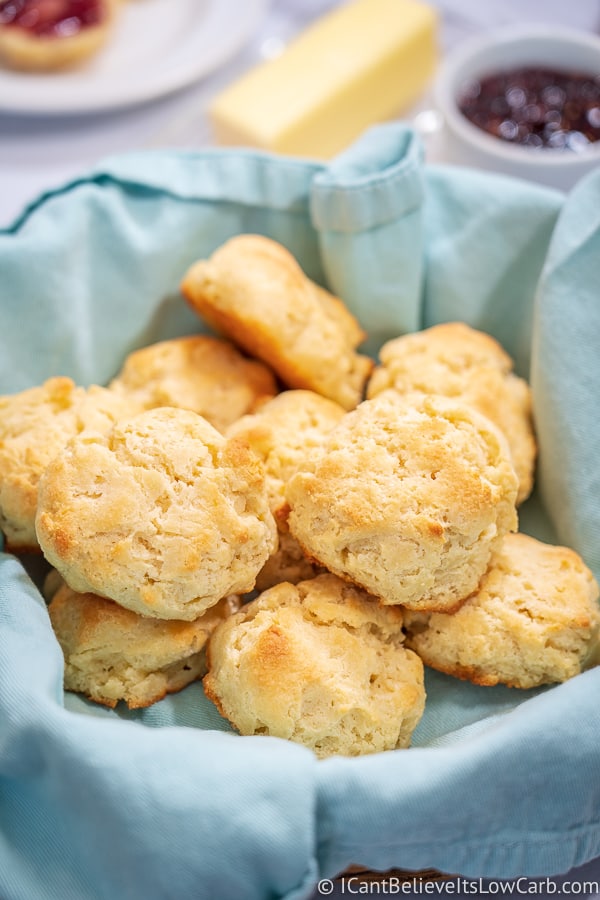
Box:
[367, 322, 536, 503]
[404, 533, 600, 688]
[35, 407, 277, 620]
[226, 390, 345, 590]
[226, 390, 346, 514]
[0, 0, 120, 71]
[203, 574, 425, 758]
[110, 335, 277, 433]
[286, 392, 519, 612]
[180, 235, 373, 410]
[0, 377, 141, 551]
[254, 528, 327, 593]
[49, 582, 240, 709]
[42, 567, 65, 604]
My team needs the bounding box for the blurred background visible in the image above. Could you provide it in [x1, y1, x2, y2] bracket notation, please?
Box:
[1, 0, 600, 226]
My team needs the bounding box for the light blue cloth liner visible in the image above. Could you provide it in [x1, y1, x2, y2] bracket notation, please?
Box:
[1, 123, 599, 899]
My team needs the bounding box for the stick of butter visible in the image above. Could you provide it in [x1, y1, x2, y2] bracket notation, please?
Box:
[210, 0, 438, 159]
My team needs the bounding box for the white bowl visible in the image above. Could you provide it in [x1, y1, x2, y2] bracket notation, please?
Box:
[432, 25, 600, 192]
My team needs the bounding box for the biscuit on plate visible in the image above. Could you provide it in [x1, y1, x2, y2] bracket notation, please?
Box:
[0, 377, 141, 552]
[226, 390, 345, 591]
[180, 234, 373, 411]
[49, 581, 240, 709]
[286, 392, 519, 612]
[403, 533, 600, 688]
[367, 322, 536, 504]
[0, 0, 120, 71]
[203, 574, 425, 758]
[109, 335, 277, 433]
[35, 407, 277, 620]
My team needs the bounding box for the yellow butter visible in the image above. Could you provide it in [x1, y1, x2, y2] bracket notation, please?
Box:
[210, 0, 438, 159]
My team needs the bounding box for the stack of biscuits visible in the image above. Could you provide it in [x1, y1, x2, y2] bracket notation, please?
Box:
[1, 234, 598, 758]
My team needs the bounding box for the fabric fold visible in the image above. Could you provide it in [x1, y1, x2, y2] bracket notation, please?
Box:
[312, 124, 426, 344]
[310, 125, 424, 233]
[531, 167, 600, 583]
[315, 668, 600, 880]
[0, 555, 319, 900]
[422, 166, 563, 375]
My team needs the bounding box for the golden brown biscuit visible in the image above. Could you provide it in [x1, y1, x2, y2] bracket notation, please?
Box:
[35, 407, 277, 620]
[404, 533, 600, 688]
[253, 528, 327, 593]
[286, 392, 519, 612]
[226, 389, 345, 590]
[226, 390, 345, 514]
[367, 322, 536, 504]
[49, 582, 240, 709]
[110, 335, 277, 434]
[204, 574, 425, 758]
[0, 0, 120, 71]
[180, 235, 373, 410]
[0, 377, 141, 552]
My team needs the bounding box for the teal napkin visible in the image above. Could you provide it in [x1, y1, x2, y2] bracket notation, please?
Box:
[1, 124, 599, 900]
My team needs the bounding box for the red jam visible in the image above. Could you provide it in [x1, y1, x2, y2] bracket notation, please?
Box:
[458, 67, 600, 151]
[0, 0, 104, 37]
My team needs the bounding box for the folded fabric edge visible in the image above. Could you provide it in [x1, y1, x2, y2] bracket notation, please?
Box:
[319, 825, 600, 883]
[2, 123, 425, 238]
[0, 559, 321, 900]
[310, 124, 425, 233]
[0, 149, 322, 236]
[314, 666, 600, 879]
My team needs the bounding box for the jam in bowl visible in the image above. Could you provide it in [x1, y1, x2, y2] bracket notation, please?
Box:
[433, 26, 600, 191]
[458, 66, 600, 152]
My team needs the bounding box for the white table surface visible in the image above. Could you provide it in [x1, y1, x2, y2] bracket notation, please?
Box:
[1, 1, 599, 894]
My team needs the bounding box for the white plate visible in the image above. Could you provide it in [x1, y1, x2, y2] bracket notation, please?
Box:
[0, 0, 267, 115]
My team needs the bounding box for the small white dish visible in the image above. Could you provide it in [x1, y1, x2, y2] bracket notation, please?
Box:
[0, 0, 267, 116]
[432, 25, 600, 192]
